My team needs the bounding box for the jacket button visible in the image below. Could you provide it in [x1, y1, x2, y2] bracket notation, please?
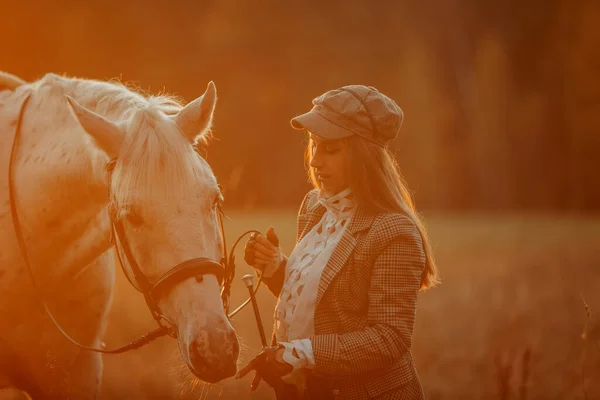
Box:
[332, 388, 340, 396]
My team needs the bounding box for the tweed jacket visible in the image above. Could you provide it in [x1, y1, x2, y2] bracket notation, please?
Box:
[263, 189, 426, 400]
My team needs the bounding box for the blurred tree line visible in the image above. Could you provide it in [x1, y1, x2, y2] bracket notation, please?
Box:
[2, 0, 598, 212]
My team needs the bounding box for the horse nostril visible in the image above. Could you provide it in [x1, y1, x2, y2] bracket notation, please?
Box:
[189, 344, 200, 362]
[189, 342, 208, 368]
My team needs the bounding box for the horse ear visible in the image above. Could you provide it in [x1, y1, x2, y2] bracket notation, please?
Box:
[172, 81, 216, 143]
[65, 95, 124, 159]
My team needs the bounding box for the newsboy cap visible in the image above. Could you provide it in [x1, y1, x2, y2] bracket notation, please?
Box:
[290, 85, 403, 146]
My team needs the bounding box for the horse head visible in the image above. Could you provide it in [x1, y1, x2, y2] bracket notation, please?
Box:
[66, 82, 239, 383]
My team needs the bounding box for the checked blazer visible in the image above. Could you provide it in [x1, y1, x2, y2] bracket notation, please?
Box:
[263, 189, 426, 400]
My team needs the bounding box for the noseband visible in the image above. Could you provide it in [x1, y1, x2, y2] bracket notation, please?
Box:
[7, 94, 262, 354]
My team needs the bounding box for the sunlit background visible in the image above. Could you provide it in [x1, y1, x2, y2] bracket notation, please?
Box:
[2, 0, 599, 399]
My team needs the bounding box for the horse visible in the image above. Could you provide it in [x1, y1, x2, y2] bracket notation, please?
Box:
[0, 71, 240, 399]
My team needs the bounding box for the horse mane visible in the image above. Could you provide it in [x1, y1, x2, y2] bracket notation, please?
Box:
[35, 73, 217, 209]
[111, 105, 216, 209]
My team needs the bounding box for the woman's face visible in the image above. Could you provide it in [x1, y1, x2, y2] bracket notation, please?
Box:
[309, 133, 350, 195]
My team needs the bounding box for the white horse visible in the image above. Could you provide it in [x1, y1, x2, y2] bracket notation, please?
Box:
[0, 72, 239, 399]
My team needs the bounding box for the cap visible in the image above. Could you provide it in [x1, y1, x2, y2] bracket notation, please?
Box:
[290, 85, 403, 146]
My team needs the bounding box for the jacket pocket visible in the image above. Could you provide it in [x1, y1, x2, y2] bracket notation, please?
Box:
[365, 355, 416, 398]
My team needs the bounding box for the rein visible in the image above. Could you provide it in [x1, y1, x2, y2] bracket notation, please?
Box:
[7, 94, 262, 354]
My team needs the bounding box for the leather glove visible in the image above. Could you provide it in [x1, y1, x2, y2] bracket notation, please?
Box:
[236, 345, 295, 392]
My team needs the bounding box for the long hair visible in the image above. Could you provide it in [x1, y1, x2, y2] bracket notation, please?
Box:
[304, 134, 440, 290]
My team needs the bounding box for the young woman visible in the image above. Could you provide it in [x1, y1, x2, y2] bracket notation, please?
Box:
[237, 85, 439, 399]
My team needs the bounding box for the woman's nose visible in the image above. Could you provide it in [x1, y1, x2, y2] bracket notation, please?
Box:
[310, 150, 323, 168]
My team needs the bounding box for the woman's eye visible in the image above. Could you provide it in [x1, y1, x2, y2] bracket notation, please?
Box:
[324, 145, 340, 154]
[313, 143, 339, 154]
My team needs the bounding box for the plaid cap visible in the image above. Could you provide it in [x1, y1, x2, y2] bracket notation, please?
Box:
[290, 85, 404, 146]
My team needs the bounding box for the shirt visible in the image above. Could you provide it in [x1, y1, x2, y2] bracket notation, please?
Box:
[274, 188, 356, 384]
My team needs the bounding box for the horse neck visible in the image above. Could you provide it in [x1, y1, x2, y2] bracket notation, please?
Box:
[14, 86, 114, 290]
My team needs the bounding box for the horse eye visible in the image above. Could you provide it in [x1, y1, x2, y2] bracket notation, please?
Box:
[125, 209, 144, 226]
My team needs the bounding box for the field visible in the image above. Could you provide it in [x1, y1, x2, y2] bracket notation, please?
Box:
[99, 211, 600, 399]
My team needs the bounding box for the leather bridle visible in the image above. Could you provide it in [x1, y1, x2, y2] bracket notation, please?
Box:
[8, 94, 262, 354]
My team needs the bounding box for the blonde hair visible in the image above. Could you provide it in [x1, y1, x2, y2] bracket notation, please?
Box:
[304, 134, 440, 290]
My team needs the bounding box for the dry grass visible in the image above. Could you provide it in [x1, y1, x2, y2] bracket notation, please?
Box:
[99, 212, 600, 399]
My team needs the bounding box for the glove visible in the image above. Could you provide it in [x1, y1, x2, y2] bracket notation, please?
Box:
[236, 345, 295, 392]
[243, 227, 284, 278]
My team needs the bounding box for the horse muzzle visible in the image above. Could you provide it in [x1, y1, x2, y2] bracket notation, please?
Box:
[184, 319, 240, 382]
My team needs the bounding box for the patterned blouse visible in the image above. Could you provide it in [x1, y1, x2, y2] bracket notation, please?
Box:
[274, 188, 356, 383]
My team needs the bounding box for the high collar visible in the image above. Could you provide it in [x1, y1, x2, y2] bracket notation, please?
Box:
[317, 188, 356, 220]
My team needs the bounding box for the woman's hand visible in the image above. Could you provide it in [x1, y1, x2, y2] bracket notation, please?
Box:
[236, 345, 293, 391]
[243, 227, 284, 278]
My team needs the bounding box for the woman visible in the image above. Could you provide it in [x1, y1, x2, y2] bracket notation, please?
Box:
[236, 85, 439, 399]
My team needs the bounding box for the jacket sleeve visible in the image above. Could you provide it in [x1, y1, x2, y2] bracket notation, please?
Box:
[261, 189, 318, 297]
[310, 215, 425, 376]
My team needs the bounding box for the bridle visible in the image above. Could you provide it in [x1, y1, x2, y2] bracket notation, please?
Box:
[106, 159, 262, 338]
[7, 94, 262, 354]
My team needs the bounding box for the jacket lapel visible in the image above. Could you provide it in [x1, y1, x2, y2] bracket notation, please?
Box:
[314, 205, 375, 310]
[297, 198, 326, 243]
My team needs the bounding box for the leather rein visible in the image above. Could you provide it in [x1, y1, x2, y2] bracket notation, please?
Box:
[7, 94, 262, 354]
